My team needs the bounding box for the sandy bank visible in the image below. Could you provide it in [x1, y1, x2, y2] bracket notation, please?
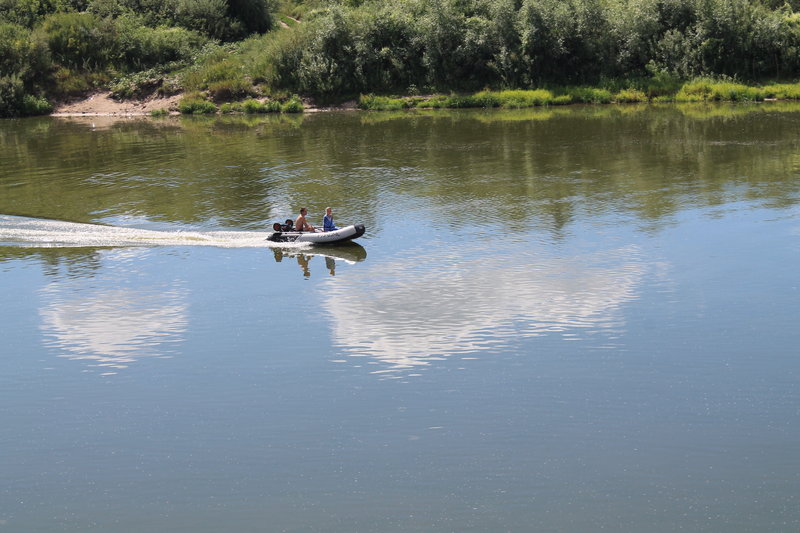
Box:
[51, 91, 356, 117]
[52, 91, 183, 117]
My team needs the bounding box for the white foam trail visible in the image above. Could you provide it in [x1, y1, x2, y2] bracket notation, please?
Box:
[0, 215, 304, 249]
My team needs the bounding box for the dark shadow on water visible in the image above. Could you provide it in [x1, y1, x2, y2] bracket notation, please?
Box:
[272, 243, 367, 278]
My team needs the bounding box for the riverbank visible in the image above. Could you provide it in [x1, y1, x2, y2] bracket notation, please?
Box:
[48, 79, 800, 117]
[50, 91, 359, 116]
[51, 91, 183, 117]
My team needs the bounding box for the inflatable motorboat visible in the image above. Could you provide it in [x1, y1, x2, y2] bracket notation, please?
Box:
[267, 223, 366, 244]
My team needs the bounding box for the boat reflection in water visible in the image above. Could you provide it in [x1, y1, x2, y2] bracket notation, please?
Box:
[272, 243, 367, 278]
[37, 248, 188, 375]
[323, 241, 655, 377]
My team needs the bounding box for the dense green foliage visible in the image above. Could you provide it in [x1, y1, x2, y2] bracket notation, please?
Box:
[0, 0, 277, 116]
[3, 0, 800, 117]
[247, 0, 800, 96]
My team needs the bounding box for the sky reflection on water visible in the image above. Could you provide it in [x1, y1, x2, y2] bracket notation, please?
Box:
[323, 239, 653, 375]
[36, 248, 188, 373]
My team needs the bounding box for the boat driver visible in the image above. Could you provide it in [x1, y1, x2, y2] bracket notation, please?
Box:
[295, 208, 316, 232]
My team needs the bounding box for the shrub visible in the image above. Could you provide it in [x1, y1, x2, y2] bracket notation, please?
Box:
[281, 95, 303, 113]
[174, 0, 241, 41]
[21, 93, 52, 114]
[1, 23, 45, 78]
[150, 108, 169, 117]
[228, 0, 275, 35]
[645, 62, 683, 98]
[0, 74, 25, 117]
[40, 12, 116, 70]
[51, 67, 110, 96]
[115, 17, 208, 71]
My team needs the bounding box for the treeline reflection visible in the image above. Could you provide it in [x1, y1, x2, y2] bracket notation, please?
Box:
[2, 104, 799, 240]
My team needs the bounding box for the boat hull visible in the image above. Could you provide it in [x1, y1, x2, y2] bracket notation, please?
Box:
[267, 224, 365, 244]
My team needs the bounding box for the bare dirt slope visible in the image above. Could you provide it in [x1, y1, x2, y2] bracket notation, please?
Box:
[52, 91, 181, 116]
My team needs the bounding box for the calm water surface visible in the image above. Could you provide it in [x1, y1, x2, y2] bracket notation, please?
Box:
[1, 105, 799, 532]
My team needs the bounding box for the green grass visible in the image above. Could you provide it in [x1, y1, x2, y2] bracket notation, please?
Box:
[613, 88, 647, 103]
[178, 94, 217, 114]
[761, 83, 800, 99]
[356, 80, 800, 113]
[675, 79, 764, 102]
[279, 15, 299, 27]
[492, 89, 555, 107]
[358, 94, 408, 110]
[566, 87, 612, 104]
[219, 97, 300, 114]
[359, 90, 560, 110]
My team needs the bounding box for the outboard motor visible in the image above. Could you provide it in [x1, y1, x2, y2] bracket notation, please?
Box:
[267, 222, 283, 242]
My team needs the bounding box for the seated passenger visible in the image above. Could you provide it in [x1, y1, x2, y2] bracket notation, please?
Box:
[323, 207, 338, 232]
[281, 219, 294, 231]
[295, 208, 315, 232]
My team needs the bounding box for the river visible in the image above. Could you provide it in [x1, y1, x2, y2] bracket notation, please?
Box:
[1, 104, 799, 532]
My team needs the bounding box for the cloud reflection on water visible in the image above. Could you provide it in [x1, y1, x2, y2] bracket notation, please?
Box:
[38, 249, 188, 374]
[323, 241, 650, 375]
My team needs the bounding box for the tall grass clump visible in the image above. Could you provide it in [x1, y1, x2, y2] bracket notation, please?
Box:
[181, 44, 254, 100]
[494, 90, 554, 107]
[207, 77, 253, 100]
[281, 95, 303, 113]
[676, 79, 764, 102]
[614, 88, 648, 103]
[760, 83, 800, 100]
[178, 94, 217, 114]
[415, 95, 451, 108]
[241, 98, 282, 113]
[358, 94, 408, 110]
[567, 87, 613, 104]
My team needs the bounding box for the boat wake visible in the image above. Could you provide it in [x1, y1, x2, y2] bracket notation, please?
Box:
[0, 215, 303, 249]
